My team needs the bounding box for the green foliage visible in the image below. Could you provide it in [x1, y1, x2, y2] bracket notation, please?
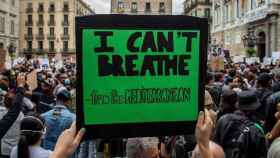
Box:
[246, 47, 257, 57]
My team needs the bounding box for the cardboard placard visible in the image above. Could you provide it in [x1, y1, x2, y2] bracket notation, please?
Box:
[26, 70, 38, 91]
[210, 56, 224, 71]
[76, 15, 207, 138]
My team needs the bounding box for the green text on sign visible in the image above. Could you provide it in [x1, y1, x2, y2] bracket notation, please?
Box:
[82, 29, 200, 125]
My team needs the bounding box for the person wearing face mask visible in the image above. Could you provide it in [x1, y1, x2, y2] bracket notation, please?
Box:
[32, 79, 55, 114]
[41, 87, 75, 151]
[10, 115, 51, 158]
[0, 92, 24, 158]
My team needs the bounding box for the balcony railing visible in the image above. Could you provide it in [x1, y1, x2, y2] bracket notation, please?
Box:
[61, 34, 70, 40]
[63, 7, 69, 12]
[61, 48, 75, 54]
[48, 48, 57, 53]
[25, 21, 33, 26]
[48, 21, 56, 26]
[36, 48, 48, 54]
[26, 8, 33, 13]
[47, 34, 56, 40]
[62, 21, 69, 26]
[37, 21, 44, 26]
[37, 8, 44, 13]
[36, 34, 45, 40]
[23, 48, 35, 54]
[49, 7, 55, 13]
[24, 34, 33, 40]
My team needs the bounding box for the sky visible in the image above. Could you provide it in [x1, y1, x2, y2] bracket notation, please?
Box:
[84, 0, 185, 14]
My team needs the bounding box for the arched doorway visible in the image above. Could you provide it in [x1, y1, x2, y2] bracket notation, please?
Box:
[257, 32, 266, 62]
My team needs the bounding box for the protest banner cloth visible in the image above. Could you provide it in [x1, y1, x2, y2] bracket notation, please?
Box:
[210, 56, 224, 71]
[76, 15, 208, 138]
[0, 48, 6, 71]
[26, 70, 38, 91]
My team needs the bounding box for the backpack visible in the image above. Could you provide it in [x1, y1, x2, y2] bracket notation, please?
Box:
[221, 115, 267, 158]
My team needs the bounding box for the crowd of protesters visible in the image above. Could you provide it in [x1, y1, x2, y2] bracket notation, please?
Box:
[3, 56, 280, 158]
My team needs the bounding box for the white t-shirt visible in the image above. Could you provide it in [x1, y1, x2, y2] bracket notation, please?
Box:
[10, 146, 52, 158]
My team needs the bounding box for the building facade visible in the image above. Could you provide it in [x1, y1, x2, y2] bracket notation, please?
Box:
[211, 0, 280, 59]
[19, 0, 94, 57]
[111, 0, 172, 15]
[184, 0, 212, 43]
[0, 0, 19, 55]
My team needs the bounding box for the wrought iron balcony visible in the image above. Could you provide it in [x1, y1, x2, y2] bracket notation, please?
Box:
[47, 34, 56, 40]
[25, 21, 33, 26]
[36, 34, 45, 40]
[48, 21, 56, 26]
[26, 8, 33, 13]
[24, 34, 33, 40]
[61, 34, 70, 40]
[37, 21, 44, 26]
[61, 21, 69, 26]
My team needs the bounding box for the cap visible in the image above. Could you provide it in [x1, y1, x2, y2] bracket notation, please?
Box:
[56, 86, 71, 100]
[237, 90, 261, 111]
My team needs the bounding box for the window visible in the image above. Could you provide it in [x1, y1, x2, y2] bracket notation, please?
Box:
[131, 2, 137, 12]
[118, 0, 124, 9]
[145, 2, 151, 13]
[49, 3, 55, 12]
[251, 0, 257, 9]
[64, 14, 68, 23]
[10, 20, 14, 35]
[63, 41, 68, 51]
[11, 0, 15, 6]
[50, 27, 54, 35]
[38, 41, 43, 50]
[205, 0, 210, 3]
[28, 15, 32, 23]
[205, 8, 210, 18]
[64, 3, 69, 11]
[159, 2, 165, 13]
[49, 14, 55, 24]
[38, 3, 44, 12]
[39, 14, 43, 24]
[27, 2, 32, 9]
[27, 27, 32, 35]
[236, 0, 240, 18]
[63, 27, 68, 35]
[224, 4, 229, 23]
[27, 41, 32, 50]
[49, 41, 54, 51]
[0, 17, 5, 33]
[39, 28, 43, 35]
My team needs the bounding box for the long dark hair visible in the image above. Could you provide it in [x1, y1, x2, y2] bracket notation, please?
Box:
[18, 114, 44, 158]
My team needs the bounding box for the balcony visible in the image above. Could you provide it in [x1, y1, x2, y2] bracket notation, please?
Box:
[23, 48, 34, 54]
[49, 7, 55, 13]
[26, 8, 33, 13]
[36, 48, 48, 54]
[48, 21, 56, 26]
[47, 34, 56, 40]
[36, 34, 45, 40]
[61, 34, 70, 40]
[24, 34, 33, 40]
[37, 21, 44, 26]
[61, 21, 69, 26]
[63, 7, 69, 12]
[48, 48, 57, 54]
[37, 8, 44, 13]
[244, 5, 268, 24]
[61, 48, 75, 54]
[25, 21, 33, 26]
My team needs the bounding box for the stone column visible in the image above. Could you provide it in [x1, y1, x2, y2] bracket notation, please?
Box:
[270, 16, 278, 53]
[266, 22, 270, 57]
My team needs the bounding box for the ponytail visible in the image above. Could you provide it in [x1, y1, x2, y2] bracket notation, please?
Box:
[18, 134, 30, 158]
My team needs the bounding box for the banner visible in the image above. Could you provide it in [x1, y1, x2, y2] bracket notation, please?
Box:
[76, 15, 207, 138]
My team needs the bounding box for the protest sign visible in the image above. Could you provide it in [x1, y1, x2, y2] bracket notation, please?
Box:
[210, 56, 224, 71]
[76, 15, 208, 138]
[26, 70, 38, 91]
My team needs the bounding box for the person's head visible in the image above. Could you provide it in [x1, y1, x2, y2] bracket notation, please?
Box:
[3, 91, 15, 109]
[41, 78, 54, 95]
[206, 72, 214, 85]
[219, 89, 237, 113]
[237, 90, 261, 114]
[127, 138, 159, 158]
[204, 90, 214, 110]
[214, 72, 224, 83]
[18, 114, 45, 158]
[56, 87, 72, 106]
[192, 141, 225, 158]
[257, 73, 272, 88]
